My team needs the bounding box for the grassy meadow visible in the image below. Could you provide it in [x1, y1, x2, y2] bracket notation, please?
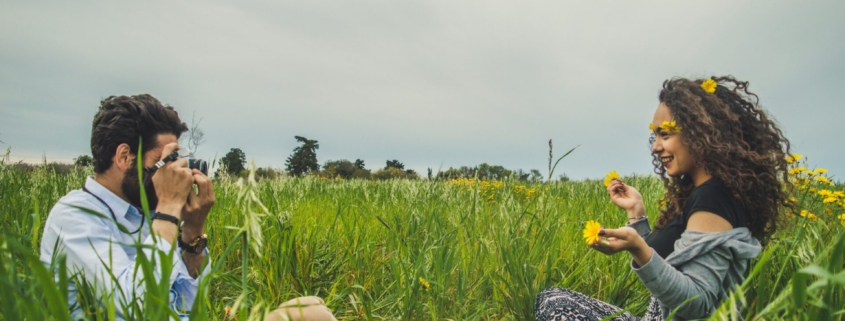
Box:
[1, 158, 844, 320]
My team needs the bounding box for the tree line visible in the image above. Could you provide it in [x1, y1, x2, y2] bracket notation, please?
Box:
[67, 132, 561, 181]
[212, 136, 558, 182]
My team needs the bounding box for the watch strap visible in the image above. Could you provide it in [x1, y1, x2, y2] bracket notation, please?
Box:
[152, 212, 180, 226]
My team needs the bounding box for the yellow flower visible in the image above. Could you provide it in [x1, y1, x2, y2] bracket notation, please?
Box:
[815, 176, 831, 184]
[583, 220, 602, 244]
[659, 120, 682, 133]
[418, 277, 430, 291]
[785, 154, 803, 164]
[824, 197, 838, 204]
[833, 191, 845, 198]
[701, 78, 718, 93]
[800, 210, 817, 221]
[818, 190, 833, 197]
[809, 187, 817, 193]
[649, 122, 655, 131]
[815, 168, 828, 174]
[789, 197, 798, 203]
[604, 170, 621, 187]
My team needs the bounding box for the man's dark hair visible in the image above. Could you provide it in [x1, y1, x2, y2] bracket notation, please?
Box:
[91, 94, 188, 173]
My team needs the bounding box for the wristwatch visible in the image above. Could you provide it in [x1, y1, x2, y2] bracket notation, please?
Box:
[178, 233, 208, 254]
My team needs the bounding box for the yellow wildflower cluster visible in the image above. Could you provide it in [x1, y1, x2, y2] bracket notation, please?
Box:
[787, 163, 835, 189]
[786, 154, 844, 227]
[448, 178, 537, 203]
[800, 210, 818, 221]
[512, 185, 539, 200]
[816, 189, 845, 207]
[418, 277, 430, 291]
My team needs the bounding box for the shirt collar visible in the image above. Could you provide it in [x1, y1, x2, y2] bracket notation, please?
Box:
[84, 176, 145, 229]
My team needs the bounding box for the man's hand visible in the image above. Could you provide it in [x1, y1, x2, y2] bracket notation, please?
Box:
[152, 143, 194, 218]
[265, 296, 337, 321]
[181, 169, 215, 241]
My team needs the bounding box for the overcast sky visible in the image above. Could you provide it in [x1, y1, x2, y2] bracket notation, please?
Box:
[1, 1, 843, 180]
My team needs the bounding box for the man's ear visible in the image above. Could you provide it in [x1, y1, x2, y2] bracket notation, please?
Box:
[113, 143, 134, 172]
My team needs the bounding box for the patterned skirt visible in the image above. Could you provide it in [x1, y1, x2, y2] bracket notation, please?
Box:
[534, 287, 663, 321]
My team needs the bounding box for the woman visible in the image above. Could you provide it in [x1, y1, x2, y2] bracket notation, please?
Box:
[535, 76, 792, 320]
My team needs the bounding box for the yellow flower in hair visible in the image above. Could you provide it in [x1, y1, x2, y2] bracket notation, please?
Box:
[649, 122, 655, 131]
[659, 120, 682, 133]
[701, 78, 718, 93]
[583, 220, 602, 244]
[604, 170, 621, 187]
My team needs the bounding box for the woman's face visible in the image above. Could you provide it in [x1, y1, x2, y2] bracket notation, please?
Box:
[651, 103, 698, 177]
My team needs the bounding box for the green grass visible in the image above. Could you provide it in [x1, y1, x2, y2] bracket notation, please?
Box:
[1, 163, 843, 320]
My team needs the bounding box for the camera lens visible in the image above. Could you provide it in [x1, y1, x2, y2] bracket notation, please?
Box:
[188, 159, 208, 176]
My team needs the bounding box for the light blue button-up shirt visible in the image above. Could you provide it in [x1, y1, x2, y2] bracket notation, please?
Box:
[40, 177, 210, 320]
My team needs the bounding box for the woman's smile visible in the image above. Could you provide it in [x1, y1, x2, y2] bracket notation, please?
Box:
[660, 155, 674, 167]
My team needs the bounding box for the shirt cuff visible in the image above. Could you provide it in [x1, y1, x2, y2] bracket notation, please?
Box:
[626, 216, 651, 237]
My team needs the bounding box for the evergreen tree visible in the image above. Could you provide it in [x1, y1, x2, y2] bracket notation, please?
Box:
[285, 136, 320, 176]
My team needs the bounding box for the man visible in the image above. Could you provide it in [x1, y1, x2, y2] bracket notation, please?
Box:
[40, 95, 334, 320]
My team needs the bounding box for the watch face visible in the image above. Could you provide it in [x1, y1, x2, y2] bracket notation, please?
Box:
[191, 238, 207, 254]
[183, 235, 207, 254]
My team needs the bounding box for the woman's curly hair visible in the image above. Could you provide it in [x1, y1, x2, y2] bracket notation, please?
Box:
[652, 76, 792, 244]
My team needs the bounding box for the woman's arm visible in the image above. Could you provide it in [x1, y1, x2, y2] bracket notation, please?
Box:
[630, 233, 732, 319]
[592, 210, 736, 318]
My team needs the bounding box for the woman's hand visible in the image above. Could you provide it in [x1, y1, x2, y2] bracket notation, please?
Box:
[606, 180, 646, 220]
[589, 227, 653, 266]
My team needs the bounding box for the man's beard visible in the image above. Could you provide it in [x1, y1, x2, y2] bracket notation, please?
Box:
[121, 166, 159, 210]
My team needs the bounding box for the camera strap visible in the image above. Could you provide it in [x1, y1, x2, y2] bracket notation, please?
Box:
[82, 185, 145, 235]
[144, 151, 180, 175]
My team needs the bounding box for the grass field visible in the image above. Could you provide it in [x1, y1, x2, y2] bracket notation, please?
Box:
[1, 160, 843, 320]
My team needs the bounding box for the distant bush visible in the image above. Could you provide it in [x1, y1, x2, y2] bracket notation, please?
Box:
[4, 161, 84, 175]
[372, 167, 418, 180]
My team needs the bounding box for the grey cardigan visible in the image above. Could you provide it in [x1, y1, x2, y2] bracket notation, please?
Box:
[629, 221, 761, 320]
